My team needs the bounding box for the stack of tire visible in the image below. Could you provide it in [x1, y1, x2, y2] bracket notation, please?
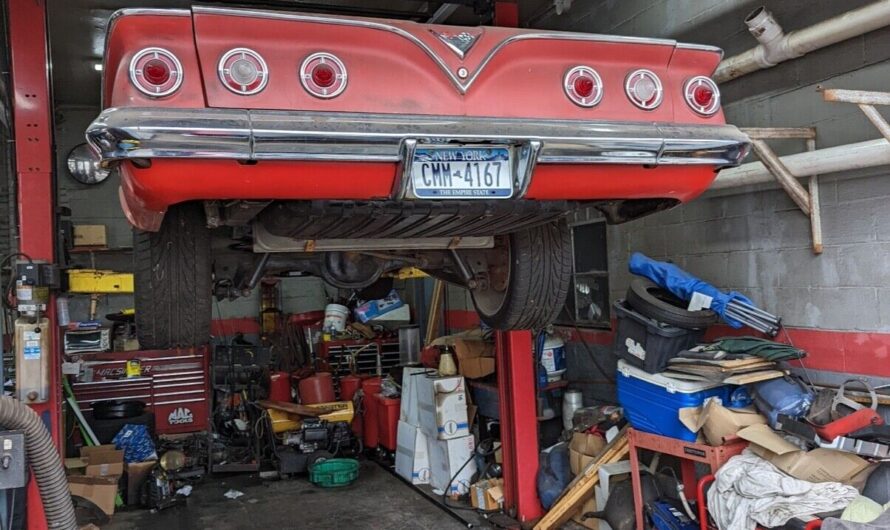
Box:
[616, 279, 717, 374]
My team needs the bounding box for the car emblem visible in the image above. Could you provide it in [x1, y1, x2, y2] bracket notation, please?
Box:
[430, 29, 481, 59]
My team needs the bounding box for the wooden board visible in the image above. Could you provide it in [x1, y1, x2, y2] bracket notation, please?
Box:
[667, 360, 774, 374]
[534, 428, 629, 530]
[668, 355, 766, 368]
[257, 400, 324, 417]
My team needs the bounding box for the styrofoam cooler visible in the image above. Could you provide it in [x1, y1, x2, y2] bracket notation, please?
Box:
[616, 360, 732, 441]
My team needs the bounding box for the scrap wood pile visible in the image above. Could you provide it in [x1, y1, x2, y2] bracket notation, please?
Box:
[534, 427, 630, 530]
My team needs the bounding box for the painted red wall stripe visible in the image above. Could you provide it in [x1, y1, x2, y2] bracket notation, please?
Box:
[443, 309, 890, 378]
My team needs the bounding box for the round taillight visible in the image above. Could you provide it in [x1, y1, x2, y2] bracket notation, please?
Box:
[218, 48, 268, 95]
[129, 47, 183, 97]
[563, 66, 603, 107]
[300, 52, 347, 99]
[625, 69, 663, 110]
[684, 76, 720, 116]
[312, 63, 335, 88]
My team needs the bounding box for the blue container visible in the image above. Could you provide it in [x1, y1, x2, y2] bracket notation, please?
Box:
[617, 360, 732, 441]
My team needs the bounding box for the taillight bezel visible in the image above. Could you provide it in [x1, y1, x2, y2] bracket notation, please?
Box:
[625, 69, 663, 111]
[129, 47, 183, 98]
[684, 76, 721, 116]
[299, 52, 347, 99]
[218, 48, 269, 96]
[563, 66, 604, 108]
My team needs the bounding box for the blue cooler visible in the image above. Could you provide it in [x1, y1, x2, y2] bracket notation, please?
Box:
[617, 360, 732, 441]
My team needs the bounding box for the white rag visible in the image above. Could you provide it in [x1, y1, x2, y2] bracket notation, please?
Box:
[707, 449, 859, 530]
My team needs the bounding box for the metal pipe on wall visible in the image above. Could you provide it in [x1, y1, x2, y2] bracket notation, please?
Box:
[715, 2, 890, 83]
[712, 138, 890, 190]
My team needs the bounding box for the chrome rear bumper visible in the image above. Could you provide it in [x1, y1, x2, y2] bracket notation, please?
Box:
[87, 107, 750, 168]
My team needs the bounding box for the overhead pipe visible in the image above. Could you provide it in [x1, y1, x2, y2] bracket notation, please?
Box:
[712, 138, 890, 190]
[714, 1, 890, 83]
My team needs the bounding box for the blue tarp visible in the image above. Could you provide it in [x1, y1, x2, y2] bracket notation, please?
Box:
[628, 252, 755, 328]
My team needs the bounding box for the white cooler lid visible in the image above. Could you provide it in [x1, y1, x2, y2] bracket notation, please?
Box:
[617, 359, 728, 394]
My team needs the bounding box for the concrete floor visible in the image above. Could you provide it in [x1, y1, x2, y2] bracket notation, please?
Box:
[104, 461, 468, 530]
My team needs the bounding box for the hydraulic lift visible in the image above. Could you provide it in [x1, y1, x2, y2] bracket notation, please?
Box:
[7, 1, 60, 528]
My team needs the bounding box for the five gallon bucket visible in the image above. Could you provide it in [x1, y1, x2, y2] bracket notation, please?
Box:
[323, 304, 349, 333]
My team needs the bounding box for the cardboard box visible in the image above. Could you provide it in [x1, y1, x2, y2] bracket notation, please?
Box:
[73, 225, 107, 247]
[679, 399, 767, 446]
[453, 338, 496, 379]
[82, 445, 124, 477]
[417, 375, 469, 440]
[470, 478, 504, 511]
[429, 435, 477, 495]
[68, 475, 119, 516]
[395, 421, 431, 485]
[738, 424, 870, 484]
[125, 460, 157, 506]
[569, 432, 606, 476]
[400, 367, 433, 426]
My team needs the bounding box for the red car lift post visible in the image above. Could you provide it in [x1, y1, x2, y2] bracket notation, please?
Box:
[495, 330, 543, 522]
[7, 1, 61, 528]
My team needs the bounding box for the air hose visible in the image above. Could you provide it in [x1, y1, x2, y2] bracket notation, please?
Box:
[0, 397, 76, 529]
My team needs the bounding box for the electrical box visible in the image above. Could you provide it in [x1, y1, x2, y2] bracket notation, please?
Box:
[0, 432, 26, 490]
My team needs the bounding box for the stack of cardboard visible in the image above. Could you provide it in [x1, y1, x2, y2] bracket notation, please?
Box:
[395, 367, 433, 485]
[395, 368, 477, 495]
[67, 445, 124, 520]
[430, 331, 496, 380]
[664, 355, 786, 385]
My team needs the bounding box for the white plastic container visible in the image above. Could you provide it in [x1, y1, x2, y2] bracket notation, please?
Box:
[541, 334, 567, 381]
[323, 303, 349, 332]
[562, 389, 584, 431]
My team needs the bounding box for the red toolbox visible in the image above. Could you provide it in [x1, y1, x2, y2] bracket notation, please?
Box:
[72, 347, 210, 435]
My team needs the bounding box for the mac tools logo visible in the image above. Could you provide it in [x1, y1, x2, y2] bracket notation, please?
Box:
[168, 407, 194, 425]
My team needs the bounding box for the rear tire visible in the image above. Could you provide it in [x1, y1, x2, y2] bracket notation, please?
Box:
[134, 203, 211, 349]
[470, 220, 572, 330]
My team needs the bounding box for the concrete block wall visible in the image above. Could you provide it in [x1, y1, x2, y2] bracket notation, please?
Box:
[508, 0, 890, 379]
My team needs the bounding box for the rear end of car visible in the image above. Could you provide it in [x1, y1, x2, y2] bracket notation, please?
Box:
[86, 7, 749, 346]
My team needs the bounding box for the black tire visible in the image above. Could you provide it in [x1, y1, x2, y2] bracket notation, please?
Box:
[134, 203, 211, 349]
[89, 412, 155, 445]
[625, 278, 717, 329]
[470, 220, 572, 330]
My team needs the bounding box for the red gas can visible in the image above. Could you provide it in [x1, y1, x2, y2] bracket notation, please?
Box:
[376, 394, 401, 452]
[339, 374, 362, 401]
[361, 377, 383, 448]
[298, 372, 335, 405]
[268, 371, 292, 402]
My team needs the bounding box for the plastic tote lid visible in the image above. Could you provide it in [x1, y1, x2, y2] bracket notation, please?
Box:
[617, 359, 728, 394]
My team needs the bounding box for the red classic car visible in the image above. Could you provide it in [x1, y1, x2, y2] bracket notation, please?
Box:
[84, 6, 749, 349]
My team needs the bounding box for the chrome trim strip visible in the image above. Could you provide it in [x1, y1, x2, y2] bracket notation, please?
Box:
[516, 140, 542, 199]
[87, 107, 750, 168]
[190, 6, 683, 95]
[675, 42, 725, 60]
[393, 139, 417, 200]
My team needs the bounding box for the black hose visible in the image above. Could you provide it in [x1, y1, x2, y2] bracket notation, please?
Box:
[0, 397, 76, 529]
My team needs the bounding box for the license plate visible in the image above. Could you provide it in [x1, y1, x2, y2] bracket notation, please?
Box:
[411, 146, 513, 199]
